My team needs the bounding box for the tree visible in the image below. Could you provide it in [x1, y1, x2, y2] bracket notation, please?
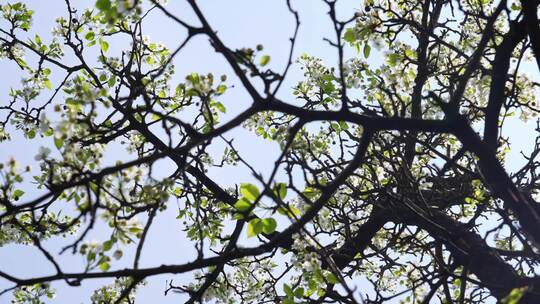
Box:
[1, 0, 540, 302]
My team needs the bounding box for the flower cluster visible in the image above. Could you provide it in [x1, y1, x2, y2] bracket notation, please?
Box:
[90, 278, 145, 304]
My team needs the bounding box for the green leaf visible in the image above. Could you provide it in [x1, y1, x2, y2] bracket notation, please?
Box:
[323, 81, 335, 93]
[129, 226, 142, 234]
[502, 287, 528, 304]
[96, 0, 111, 11]
[216, 84, 227, 95]
[187, 72, 200, 84]
[27, 129, 36, 139]
[404, 48, 416, 59]
[89, 182, 99, 194]
[273, 182, 287, 199]
[343, 28, 356, 43]
[99, 38, 109, 52]
[363, 43, 371, 58]
[43, 79, 52, 90]
[103, 240, 113, 251]
[387, 53, 400, 67]
[314, 268, 325, 282]
[43, 128, 53, 137]
[108, 76, 116, 87]
[87, 251, 96, 262]
[13, 189, 25, 199]
[84, 31, 95, 41]
[294, 287, 304, 298]
[303, 187, 319, 199]
[326, 272, 340, 284]
[256, 126, 266, 137]
[54, 137, 63, 149]
[99, 262, 110, 271]
[260, 55, 271, 66]
[277, 205, 301, 217]
[234, 198, 252, 212]
[232, 213, 245, 220]
[261, 218, 277, 234]
[240, 183, 260, 201]
[283, 283, 294, 297]
[247, 218, 263, 237]
[215, 102, 226, 113]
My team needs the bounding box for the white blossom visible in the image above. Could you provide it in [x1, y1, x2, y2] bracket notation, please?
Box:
[34, 146, 51, 161]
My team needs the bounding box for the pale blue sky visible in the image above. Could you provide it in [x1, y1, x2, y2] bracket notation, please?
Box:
[0, 1, 366, 302]
[0, 1, 536, 303]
